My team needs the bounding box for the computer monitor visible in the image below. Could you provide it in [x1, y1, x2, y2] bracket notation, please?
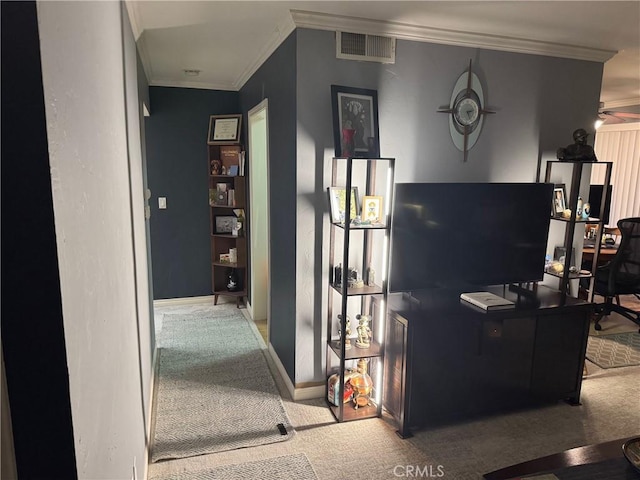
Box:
[588, 184, 612, 224]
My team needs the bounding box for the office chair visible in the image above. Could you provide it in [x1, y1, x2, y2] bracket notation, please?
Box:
[592, 217, 640, 332]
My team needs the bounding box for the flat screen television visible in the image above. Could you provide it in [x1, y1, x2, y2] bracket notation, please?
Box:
[389, 183, 554, 292]
[588, 184, 612, 224]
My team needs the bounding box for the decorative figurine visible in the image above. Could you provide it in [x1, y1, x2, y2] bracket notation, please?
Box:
[337, 314, 352, 350]
[226, 268, 238, 291]
[351, 358, 373, 409]
[557, 128, 598, 162]
[355, 314, 372, 349]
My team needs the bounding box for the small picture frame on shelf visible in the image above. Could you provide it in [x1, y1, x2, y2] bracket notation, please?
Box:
[362, 195, 383, 223]
[328, 186, 360, 224]
[207, 114, 242, 145]
[553, 185, 566, 216]
[215, 216, 237, 234]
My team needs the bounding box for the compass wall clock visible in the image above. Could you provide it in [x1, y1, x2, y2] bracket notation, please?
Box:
[438, 60, 494, 162]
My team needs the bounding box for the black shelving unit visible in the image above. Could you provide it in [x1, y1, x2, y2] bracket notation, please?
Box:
[325, 156, 395, 422]
[543, 160, 613, 298]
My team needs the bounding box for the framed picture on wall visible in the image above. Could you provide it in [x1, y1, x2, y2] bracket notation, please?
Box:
[207, 114, 242, 145]
[328, 186, 360, 224]
[331, 85, 380, 158]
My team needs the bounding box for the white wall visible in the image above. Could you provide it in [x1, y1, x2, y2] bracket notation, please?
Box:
[37, 1, 148, 478]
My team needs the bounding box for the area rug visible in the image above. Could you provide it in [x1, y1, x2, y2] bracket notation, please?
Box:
[151, 307, 294, 462]
[586, 332, 640, 368]
[149, 453, 317, 480]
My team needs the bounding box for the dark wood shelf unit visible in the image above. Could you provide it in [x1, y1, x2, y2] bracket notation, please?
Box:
[208, 142, 247, 308]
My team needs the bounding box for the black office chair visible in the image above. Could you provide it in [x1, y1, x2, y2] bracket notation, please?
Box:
[593, 217, 640, 332]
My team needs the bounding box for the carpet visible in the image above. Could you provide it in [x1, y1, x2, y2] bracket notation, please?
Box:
[586, 332, 640, 368]
[151, 307, 293, 462]
[149, 453, 317, 480]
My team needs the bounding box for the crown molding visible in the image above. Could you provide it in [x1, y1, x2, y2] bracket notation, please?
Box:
[149, 78, 237, 91]
[234, 14, 296, 90]
[124, 1, 142, 41]
[290, 10, 616, 63]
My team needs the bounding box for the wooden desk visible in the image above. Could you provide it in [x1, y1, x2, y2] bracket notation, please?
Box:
[583, 245, 618, 264]
[483, 436, 639, 479]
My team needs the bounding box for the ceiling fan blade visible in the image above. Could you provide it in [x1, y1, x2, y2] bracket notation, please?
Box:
[602, 111, 640, 119]
[600, 114, 625, 124]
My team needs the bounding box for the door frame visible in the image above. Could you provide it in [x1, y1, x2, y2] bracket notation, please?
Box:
[247, 99, 271, 336]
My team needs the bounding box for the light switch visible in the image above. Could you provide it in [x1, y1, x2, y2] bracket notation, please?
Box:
[158, 197, 167, 209]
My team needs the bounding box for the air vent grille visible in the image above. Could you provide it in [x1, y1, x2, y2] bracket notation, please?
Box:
[336, 32, 396, 64]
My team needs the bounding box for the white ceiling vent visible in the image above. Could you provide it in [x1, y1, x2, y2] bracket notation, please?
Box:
[336, 32, 396, 64]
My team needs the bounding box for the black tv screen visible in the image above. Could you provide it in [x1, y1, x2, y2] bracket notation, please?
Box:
[389, 183, 554, 292]
[588, 184, 612, 224]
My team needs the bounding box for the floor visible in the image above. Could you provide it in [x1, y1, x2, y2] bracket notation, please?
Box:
[149, 295, 640, 480]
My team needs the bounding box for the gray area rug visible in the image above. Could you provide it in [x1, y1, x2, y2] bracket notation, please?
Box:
[586, 332, 640, 368]
[149, 453, 317, 480]
[151, 307, 293, 462]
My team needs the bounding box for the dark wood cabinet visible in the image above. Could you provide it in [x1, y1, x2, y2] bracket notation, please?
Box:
[381, 286, 593, 438]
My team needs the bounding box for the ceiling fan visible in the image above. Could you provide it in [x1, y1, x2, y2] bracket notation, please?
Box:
[598, 109, 640, 125]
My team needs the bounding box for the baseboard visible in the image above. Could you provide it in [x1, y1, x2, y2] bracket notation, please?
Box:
[266, 344, 324, 401]
[153, 295, 214, 307]
[144, 346, 160, 480]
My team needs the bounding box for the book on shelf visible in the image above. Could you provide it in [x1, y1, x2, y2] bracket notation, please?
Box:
[460, 291, 515, 311]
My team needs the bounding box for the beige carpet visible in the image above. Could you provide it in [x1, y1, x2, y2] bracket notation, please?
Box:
[149, 453, 317, 480]
[150, 301, 640, 480]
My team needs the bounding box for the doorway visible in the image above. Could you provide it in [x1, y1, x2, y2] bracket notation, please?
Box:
[247, 100, 270, 340]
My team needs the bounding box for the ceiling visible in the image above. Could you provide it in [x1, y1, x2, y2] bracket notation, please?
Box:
[126, 1, 640, 118]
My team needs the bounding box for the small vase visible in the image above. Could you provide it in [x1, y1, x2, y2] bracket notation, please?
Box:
[342, 128, 356, 157]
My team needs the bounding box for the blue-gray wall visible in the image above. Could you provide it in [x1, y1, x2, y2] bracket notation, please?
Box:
[294, 28, 603, 384]
[146, 87, 239, 299]
[239, 31, 297, 379]
[144, 28, 603, 388]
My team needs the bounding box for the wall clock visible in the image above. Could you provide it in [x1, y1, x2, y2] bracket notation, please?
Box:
[438, 60, 494, 162]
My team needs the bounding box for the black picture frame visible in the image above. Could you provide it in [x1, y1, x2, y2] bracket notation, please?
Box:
[331, 85, 380, 158]
[207, 114, 242, 145]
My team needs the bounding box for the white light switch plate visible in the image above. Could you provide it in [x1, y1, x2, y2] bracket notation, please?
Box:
[158, 197, 167, 209]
